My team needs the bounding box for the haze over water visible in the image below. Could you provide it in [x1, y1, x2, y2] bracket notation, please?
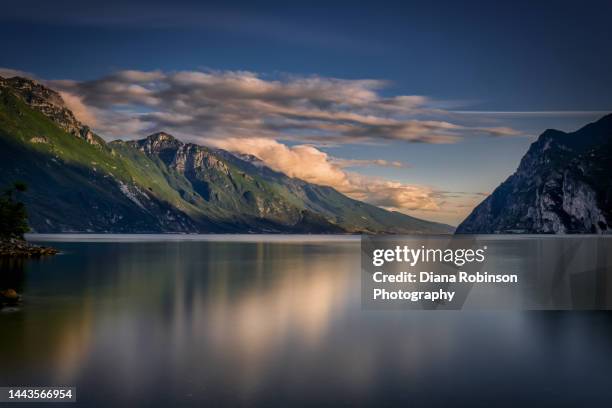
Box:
[1, 235, 611, 406]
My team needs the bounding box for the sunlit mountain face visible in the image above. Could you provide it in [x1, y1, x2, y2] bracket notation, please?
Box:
[0, 76, 453, 233]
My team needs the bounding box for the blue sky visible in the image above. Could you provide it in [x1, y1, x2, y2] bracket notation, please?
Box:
[1, 0, 611, 224]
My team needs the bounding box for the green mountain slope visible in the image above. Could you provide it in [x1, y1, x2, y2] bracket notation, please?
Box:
[0, 75, 453, 234]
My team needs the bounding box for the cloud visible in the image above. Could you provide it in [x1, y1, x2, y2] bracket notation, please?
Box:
[212, 138, 351, 189]
[212, 137, 490, 225]
[0, 67, 36, 79]
[212, 137, 441, 214]
[471, 126, 522, 137]
[344, 174, 441, 211]
[331, 158, 408, 169]
[0, 2, 389, 54]
[48, 69, 523, 143]
[58, 92, 99, 127]
[453, 110, 612, 117]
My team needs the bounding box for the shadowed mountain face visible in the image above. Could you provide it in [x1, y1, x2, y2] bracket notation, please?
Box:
[457, 114, 612, 234]
[0, 76, 453, 234]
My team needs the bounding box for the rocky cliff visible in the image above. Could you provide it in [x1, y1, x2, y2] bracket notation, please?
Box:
[0, 76, 103, 146]
[456, 114, 612, 233]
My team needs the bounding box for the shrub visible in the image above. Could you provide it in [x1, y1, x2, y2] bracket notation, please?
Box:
[0, 182, 29, 239]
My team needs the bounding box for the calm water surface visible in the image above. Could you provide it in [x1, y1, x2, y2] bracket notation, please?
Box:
[1, 235, 611, 406]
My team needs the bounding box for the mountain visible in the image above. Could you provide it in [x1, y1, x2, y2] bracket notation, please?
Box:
[0, 75, 453, 234]
[457, 114, 612, 234]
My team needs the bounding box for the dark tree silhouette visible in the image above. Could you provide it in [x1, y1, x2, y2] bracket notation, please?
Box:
[0, 182, 29, 239]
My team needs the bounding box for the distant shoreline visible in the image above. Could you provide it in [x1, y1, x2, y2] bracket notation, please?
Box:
[25, 233, 612, 244]
[25, 233, 363, 243]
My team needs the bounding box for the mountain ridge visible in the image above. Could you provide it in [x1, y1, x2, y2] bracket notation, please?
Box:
[0, 75, 453, 234]
[457, 114, 612, 233]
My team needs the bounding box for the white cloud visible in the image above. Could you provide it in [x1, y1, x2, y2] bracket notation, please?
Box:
[212, 137, 441, 214]
[212, 138, 350, 189]
[331, 158, 408, 169]
[58, 91, 99, 127]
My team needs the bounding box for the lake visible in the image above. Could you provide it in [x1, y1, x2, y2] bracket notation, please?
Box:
[1, 235, 612, 406]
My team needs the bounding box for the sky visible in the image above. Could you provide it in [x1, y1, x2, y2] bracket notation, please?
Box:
[1, 0, 611, 225]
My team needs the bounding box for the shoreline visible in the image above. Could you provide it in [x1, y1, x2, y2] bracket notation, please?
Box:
[0, 238, 58, 257]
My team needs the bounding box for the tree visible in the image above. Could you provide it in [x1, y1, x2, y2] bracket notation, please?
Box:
[0, 182, 29, 240]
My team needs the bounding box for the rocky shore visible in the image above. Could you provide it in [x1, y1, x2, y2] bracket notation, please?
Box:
[0, 238, 58, 257]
